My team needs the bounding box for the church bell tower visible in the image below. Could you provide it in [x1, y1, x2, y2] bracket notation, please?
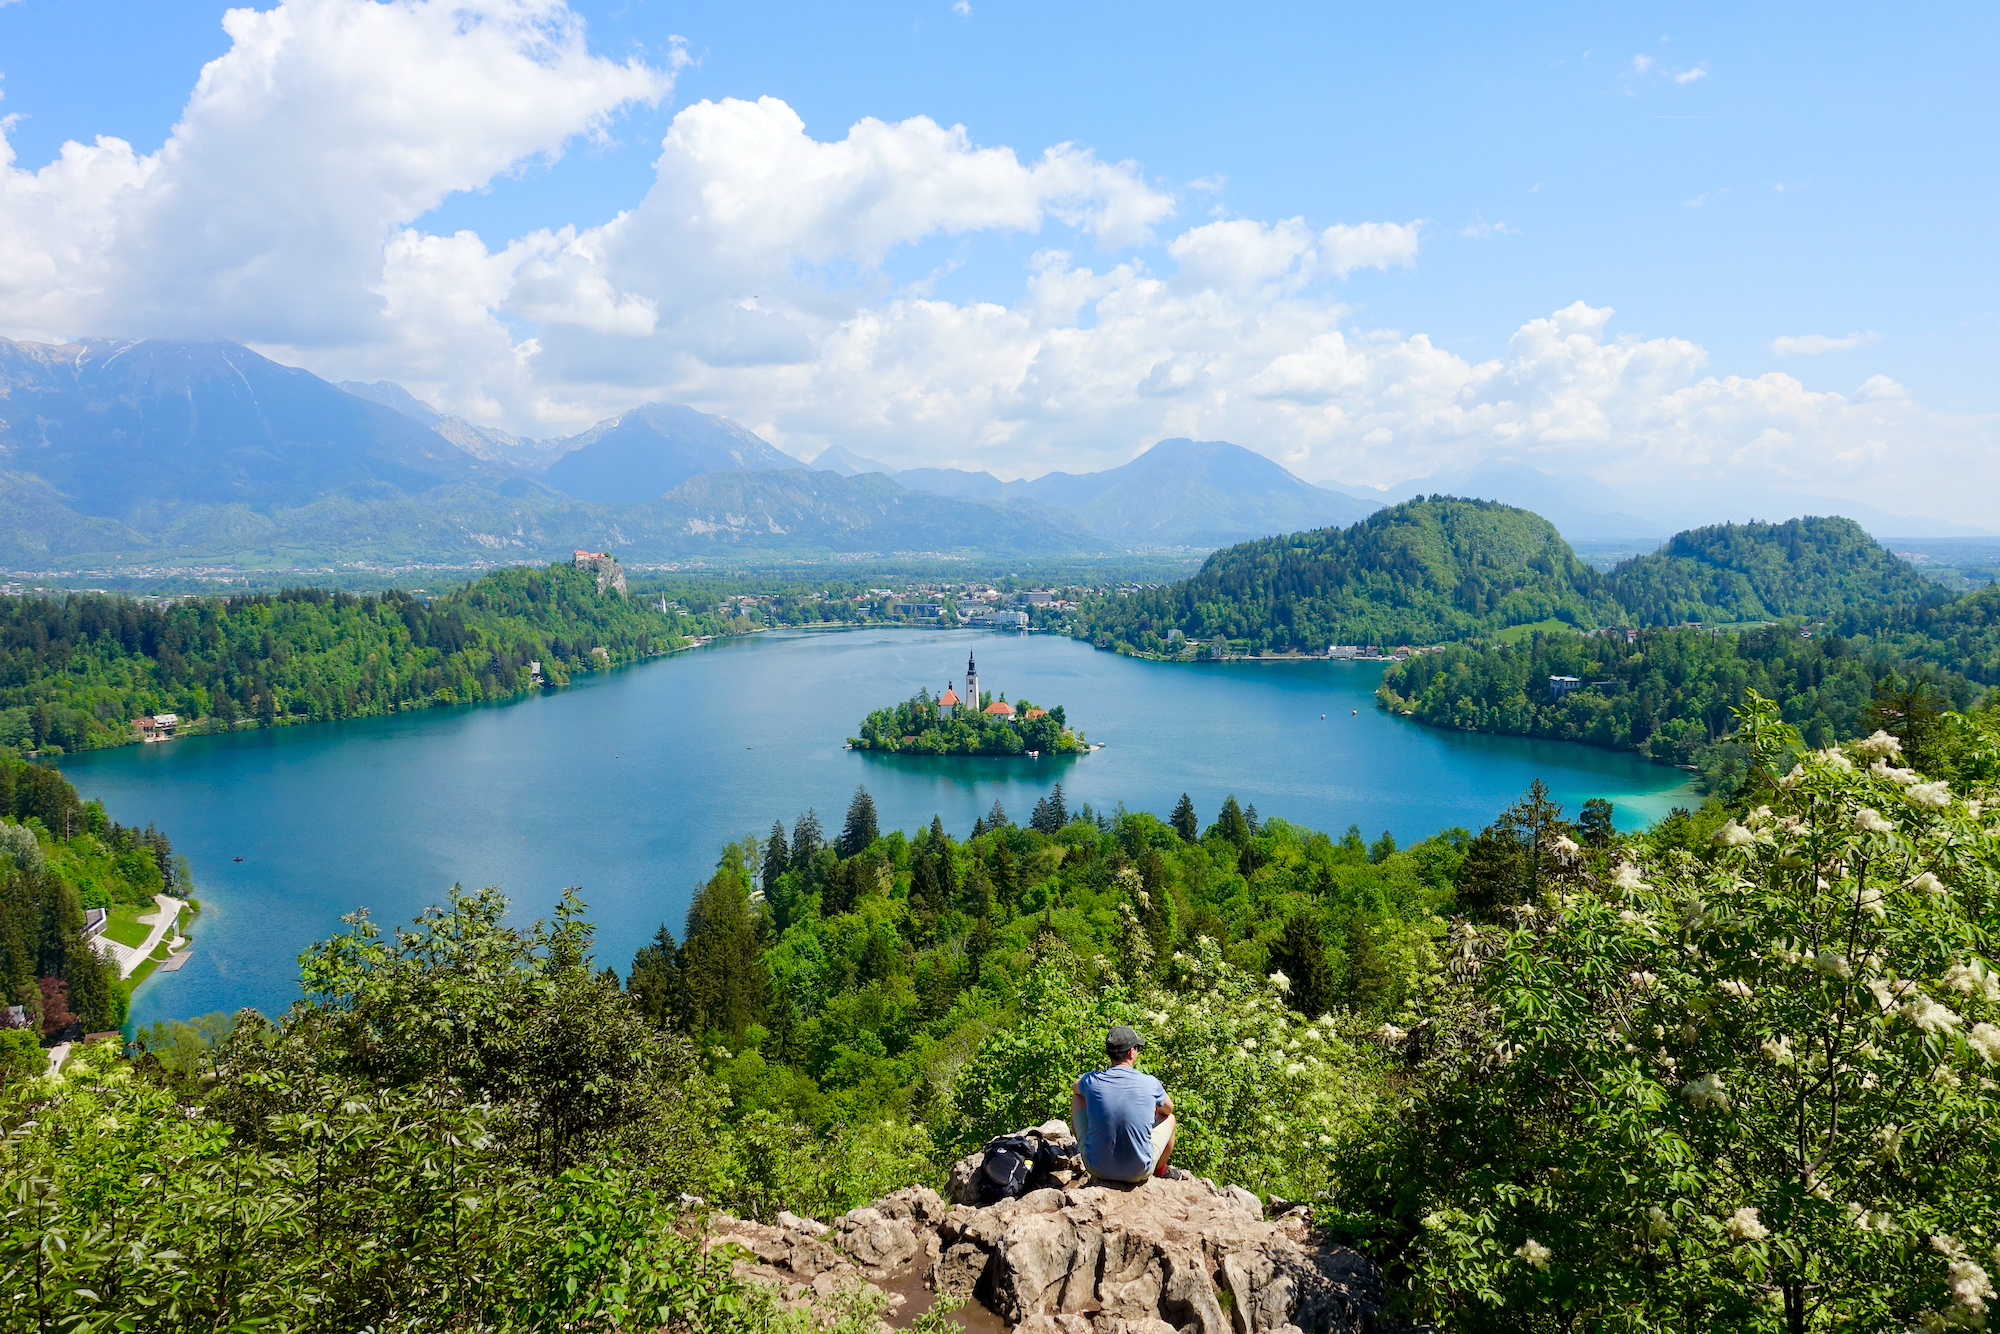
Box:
[964, 650, 979, 715]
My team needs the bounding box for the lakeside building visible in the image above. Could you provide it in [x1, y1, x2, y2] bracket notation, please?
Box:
[1549, 675, 1583, 701]
[967, 609, 1028, 628]
[135, 713, 179, 740]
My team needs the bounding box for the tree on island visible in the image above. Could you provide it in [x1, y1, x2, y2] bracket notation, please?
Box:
[1171, 792, 1199, 842]
[840, 786, 879, 857]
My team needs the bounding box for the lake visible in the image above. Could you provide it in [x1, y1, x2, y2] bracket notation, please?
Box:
[55, 629, 1700, 1030]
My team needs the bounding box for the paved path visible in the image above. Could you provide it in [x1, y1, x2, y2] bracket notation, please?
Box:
[93, 894, 187, 979]
[44, 1041, 70, 1078]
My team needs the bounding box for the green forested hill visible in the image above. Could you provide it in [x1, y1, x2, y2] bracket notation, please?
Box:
[1068, 498, 1617, 655]
[1608, 516, 1938, 625]
[1377, 624, 1985, 790]
[0, 560, 700, 753]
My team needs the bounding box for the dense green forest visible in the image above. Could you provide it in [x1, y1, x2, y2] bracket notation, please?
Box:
[849, 689, 1083, 754]
[0, 756, 180, 1044]
[1067, 508, 1954, 660]
[1607, 517, 1940, 625]
[1377, 621, 1991, 791]
[0, 559, 700, 754]
[1067, 498, 1618, 654]
[15, 701, 2000, 1330]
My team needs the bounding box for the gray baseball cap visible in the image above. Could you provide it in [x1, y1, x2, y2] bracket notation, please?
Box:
[1106, 1024, 1144, 1050]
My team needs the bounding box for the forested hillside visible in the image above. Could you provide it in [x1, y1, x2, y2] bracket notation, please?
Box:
[1608, 516, 1939, 625]
[0, 756, 179, 1041]
[0, 560, 698, 753]
[1377, 623, 1986, 791]
[1069, 498, 1617, 654]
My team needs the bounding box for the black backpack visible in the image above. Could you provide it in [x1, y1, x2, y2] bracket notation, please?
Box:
[975, 1134, 1067, 1205]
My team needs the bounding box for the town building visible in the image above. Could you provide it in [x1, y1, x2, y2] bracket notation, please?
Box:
[1549, 675, 1582, 701]
[936, 683, 961, 720]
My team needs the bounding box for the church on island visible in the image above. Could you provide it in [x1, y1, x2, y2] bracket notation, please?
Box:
[935, 650, 1045, 724]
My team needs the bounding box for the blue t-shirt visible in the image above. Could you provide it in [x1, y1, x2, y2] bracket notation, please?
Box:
[1076, 1065, 1167, 1182]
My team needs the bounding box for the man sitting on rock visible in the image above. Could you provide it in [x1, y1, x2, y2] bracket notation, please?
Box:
[1072, 1024, 1186, 1184]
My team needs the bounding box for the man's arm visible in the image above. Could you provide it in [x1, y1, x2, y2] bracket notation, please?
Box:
[1072, 1077, 1086, 1120]
[1155, 1088, 1173, 1122]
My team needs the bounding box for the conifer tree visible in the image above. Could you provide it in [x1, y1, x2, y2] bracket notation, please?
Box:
[985, 798, 1009, 829]
[1214, 795, 1251, 845]
[625, 924, 682, 1029]
[839, 786, 879, 857]
[1171, 792, 1199, 842]
[1269, 911, 1336, 1020]
[1244, 804, 1260, 835]
[1368, 829, 1398, 863]
[761, 820, 789, 891]
[789, 809, 822, 873]
[677, 855, 767, 1041]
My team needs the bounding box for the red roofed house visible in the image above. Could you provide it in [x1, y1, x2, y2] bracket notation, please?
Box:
[1022, 707, 1047, 720]
[983, 700, 1015, 718]
[936, 682, 961, 720]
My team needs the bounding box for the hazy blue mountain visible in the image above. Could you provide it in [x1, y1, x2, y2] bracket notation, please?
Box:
[807, 443, 896, 476]
[889, 467, 1009, 498]
[0, 338, 497, 522]
[541, 403, 804, 502]
[1026, 438, 1378, 547]
[339, 378, 570, 470]
[339, 378, 444, 424]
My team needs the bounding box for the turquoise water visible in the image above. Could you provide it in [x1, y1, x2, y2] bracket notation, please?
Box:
[55, 629, 1698, 1030]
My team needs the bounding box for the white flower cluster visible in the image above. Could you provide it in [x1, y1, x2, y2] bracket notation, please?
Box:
[1903, 994, 1966, 1034]
[1873, 759, 1922, 784]
[1868, 978, 1913, 1013]
[1514, 1238, 1552, 1270]
[1682, 1072, 1729, 1109]
[1714, 820, 1756, 848]
[1968, 1023, 2000, 1064]
[1818, 748, 1857, 773]
[1550, 833, 1581, 857]
[1267, 970, 1291, 993]
[1931, 1235, 1997, 1320]
[1816, 950, 1856, 980]
[1910, 871, 1949, 897]
[1943, 961, 2000, 1003]
[1612, 863, 1648, 892]
[1856, 884, 1887, 919]
[1761, 1035, 1796, 1066]
[1716, 978, 1754, 1001]
[1629, 969, 1659, 991]
[1856, 730, 1904, 759]
[1910, 781, 1955, 809]
[1724, 1206, 1768, 1241]
[1642, 1205, 1676, 1241]
[1855, 807, 1896, 834]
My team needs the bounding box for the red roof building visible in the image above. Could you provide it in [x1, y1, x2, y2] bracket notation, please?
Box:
[983, 700, 1015, 717]
[1022, 707, 1047, 720]
[938, 686, 960, 707]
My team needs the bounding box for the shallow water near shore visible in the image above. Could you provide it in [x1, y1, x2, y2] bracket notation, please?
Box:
[54, 628, 1698, 1030]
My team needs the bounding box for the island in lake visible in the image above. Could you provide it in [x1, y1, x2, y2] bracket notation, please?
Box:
[849, 650, 1084, 755]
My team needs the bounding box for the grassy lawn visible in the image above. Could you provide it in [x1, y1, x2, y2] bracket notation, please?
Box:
[1495, 618, 1579, 645]
[103, 902, 160, 949]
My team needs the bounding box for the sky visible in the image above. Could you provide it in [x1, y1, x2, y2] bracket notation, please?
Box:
[0, 0, 1995, 522]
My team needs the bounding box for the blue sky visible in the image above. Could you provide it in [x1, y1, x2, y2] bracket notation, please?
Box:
[0, 0, 1993, 520]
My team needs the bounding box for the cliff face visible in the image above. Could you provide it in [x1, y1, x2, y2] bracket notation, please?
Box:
[708, 1122, 1382, 1333]
[572, 553, 627, 597]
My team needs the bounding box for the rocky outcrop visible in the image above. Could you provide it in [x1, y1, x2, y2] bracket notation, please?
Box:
[570, 551, 627, 596]
[707, 1126, 1380, 1333]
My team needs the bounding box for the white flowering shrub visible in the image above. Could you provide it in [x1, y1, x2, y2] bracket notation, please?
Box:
[1362, 699, 2000, 1332]
[952, 938, 1377, 1199]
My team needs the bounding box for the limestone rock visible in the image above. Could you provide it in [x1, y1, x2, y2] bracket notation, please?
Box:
[708, 1128, 1379, 1334]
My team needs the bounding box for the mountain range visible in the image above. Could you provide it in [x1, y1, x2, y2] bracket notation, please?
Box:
[0, 334, 1985, 572]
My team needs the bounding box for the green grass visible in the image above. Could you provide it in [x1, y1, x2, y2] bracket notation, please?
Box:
[103, 902, 159, 949]
[1495, 618, 1579, 645]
